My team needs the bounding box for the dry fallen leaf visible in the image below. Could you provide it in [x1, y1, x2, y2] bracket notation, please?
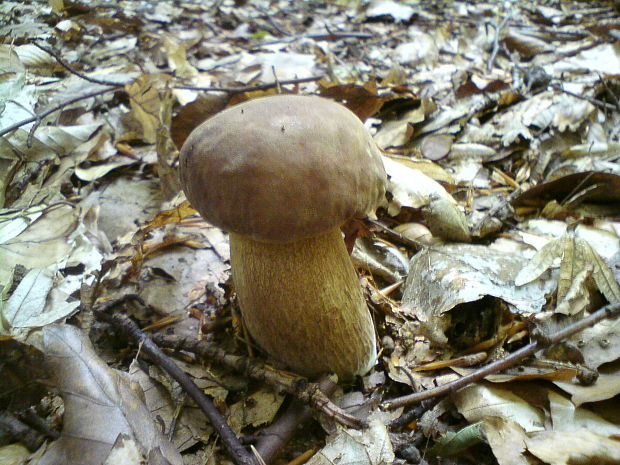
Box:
[4, 1, 620, 463]
[525, 429, 620, 465]
[401, 243, 555, 345]
[481, 417, 530, 465]
[452, 384, 545, 434]
[515, 233, 620, 305]
[305, 419, 394, 465]
[554, 366, 620, 407]
[33, 324, 183, 465]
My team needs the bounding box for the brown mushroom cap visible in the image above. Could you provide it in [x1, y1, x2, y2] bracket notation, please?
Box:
[179, 95, 386, 243]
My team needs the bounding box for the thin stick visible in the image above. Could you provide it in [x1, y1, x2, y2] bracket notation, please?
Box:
[173, 76, 322, 94]
[153, 334, 367, 429]
[29, 41, 127, 87]
[257, 30, 373, 47]
[94, 309, 258, 465]
[487, 9, 514, 72]
[383, 301, 620, 410]
[255, 376, 338, 464]
[0, 411, 46, 451]
[555, 84, 619, 111]
[0, 87, 117, 138]
[387, 398, 439, 431]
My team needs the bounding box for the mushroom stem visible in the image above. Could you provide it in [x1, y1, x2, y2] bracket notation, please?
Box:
[229, 227, 377, 380]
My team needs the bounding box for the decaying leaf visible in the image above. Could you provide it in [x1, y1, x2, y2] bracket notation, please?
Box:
[0, 443, 30, 465]
[383, 156, 448, 211]
[352, 237, 409, 283]
[452, 384, 545, 434]
[481, 417, 530, 465]
[428, 421, 484, 457]
[554, 366, 620, 407]
[401, 243, 555, 345]
[306, 419, 394, 465]
[366, 0, 416, 22]
[0, 204, 78, 273]
[124, 74, 173, 144]
[1, 204, 104, 337]
[129, 361, 213, 452]
[525, 429, 620, 465]
[5, 268, 57, 330]
[548, 391, 620, 436]
[4, 1, 620, 463]
[570, 315, 620, 370]
[554, 265, 592, 316]
[420, 134, 453, 161]
[516, 233, 620, 305]
[422, 195, 471, 242]
[513, 172, 620, 217]
[33, 324, 183, 465]
[101, 435, 143, 465]
[319, 81, 390, 121]
[228, 390, 285, 434]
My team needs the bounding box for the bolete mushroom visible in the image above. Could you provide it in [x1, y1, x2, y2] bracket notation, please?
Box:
[179, 94, 386, 379]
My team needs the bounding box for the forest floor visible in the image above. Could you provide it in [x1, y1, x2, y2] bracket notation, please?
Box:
[3, 1, 620, 464]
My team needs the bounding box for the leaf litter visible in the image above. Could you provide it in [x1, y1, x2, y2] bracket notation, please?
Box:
[2, 0, 620, 464]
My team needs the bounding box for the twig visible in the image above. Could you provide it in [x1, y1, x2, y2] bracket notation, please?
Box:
[382, 301, 620, 410]
[597, 73, 620, 111]
[257, 30, 373, 47]
[0, 76, 318, 142]
[367, 219, 425, 251]
[0, 411, 46, 451]
[308, 30, 373, 41]
[263, 14, 290, 37]
[248, 2, 290, 37]
[387, 398, 439, 431]
[93, 306, 258, 465]
[255, 375, 338, 464]
[487, 10, 514, 72]
[153, 334, 367, 430]
[0, 87, 117, 139]
[554, 84, 619, 111]
[173, 75, 322, 94]
[29, 41, 128, 87]
[471, 188, 521, 237]
[18, 407, 60, 441]
[271, 66, 281, 94]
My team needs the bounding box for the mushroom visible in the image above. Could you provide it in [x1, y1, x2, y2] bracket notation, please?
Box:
[179, 95, 386, 379]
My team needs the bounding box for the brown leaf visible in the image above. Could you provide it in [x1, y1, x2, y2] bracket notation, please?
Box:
[170, 94, 230, 149]
[319, 80, 389, 121]
[512, 171, 620, 215]
[36, 325, 182, 465]
[124, 74, 173, 144]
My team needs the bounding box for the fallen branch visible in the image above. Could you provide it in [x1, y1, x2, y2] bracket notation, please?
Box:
[153, 334, 367, 430]
[387, 398, 439, 431]
[257, 31, 373, 47]
[0, 87, 117, 139]
[0, 73, 319, 142]
[487, 8, 514, 71]
[254, 375, 338, 464]
[382, 301, 620, 410]
[93, 305, 259, 465]
[368, 218, 425, 251]
[173, 75, 322, 94]
[0, 74, 319, 142]
[29, 40, 128, 87]
[0, 411, 46, 451]
[555, 84, 619, 111]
